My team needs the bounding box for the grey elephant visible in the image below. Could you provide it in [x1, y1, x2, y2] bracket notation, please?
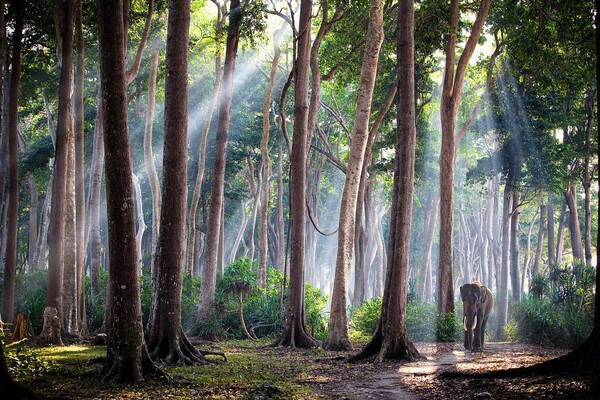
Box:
[460, 282, 494, 351]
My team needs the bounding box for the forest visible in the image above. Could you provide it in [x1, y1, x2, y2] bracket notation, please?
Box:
[0, 0, 599, 398]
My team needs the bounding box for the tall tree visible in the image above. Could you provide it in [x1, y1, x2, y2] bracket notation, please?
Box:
[74, 0, 87, 334]
[351, 0, 421, 363]
[272, 0, 319, 349]
[97, 0, 159, 383]
[146, 0, 223, 366]
[197, 0, 243, 329]
[0, 0, 24, 325]
[40, 0, 75, 345]
[324, 0, 384, 351]
[437, 0, 492, 317]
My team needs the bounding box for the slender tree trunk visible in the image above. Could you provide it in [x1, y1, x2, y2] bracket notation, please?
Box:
[532, 204, 546, 278]
[144, 41, 161, 275]
[98, 0, 159, 382]
[88, 107, 104, 300]
[197, 0, 242, 329]
[27, 176, 38, 272]
[275, 145, 285, 271]
[33, 177, 52, 271]
[510, 191, 521, 301]
[564, 185, 584, 261]
[62, 117, 78, 336]
[0, 0, 23, 324]
[41, 0, 76, 345]
[547, 193, 555, 267]
[132, 173, 145, 274]
[418, 192, 439, 301]
[186, 45, 223, 277]
[230, 199, 251, 263]
[522, 208, 538, 296]
[258, 25, 284, 288]
[556, 204, 567, 266]
[272, 0, 320, 349]
[325, 0, 384, 351]
[582, 90, 594, 266]
[74, 0, 87, 335]
[495, 188, 511, 340]
[437, 0, 492, 316]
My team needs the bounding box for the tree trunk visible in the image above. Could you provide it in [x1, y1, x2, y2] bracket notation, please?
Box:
[258, 25, 284, 288]
[510, 191, 521, 301]
[274, 146, 285, 271]
[437, 0, 492, 316]
[532, 204, 546, 278]
[325, 0, 384, 351]
[564, 185, 584, 261]
[87, 106, 104, 301]
[556, 204, 567, 265]
[197, 0, 242, 329]
[27, 176, 38, 272]
[547, 193, 555, 267]
[272, 0, 320, 349]
[351, 0, 421, 362]
[186, 39, 224, 278]
[98, 0, 159, 382]
[132, 173, 146, 274]
[33, 177, 52, 271]
[521, 208, 538, 296]
[62, 118, 78, 336]
[582, 90, 594, 266]
[0, 0, 23, 325]
[495, 188, 511, 340]
[418, 192, 439, 302]
[146, 0, 220, 365]
[74, 0, 87, 336]
[40, 0, 75, 345]
[144, 41, 161, 275]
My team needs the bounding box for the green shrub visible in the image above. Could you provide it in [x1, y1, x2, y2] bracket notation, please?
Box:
[0, 270, 49, 334]
[514, 261, 595, 348]
[1, 336, 54, 378]
[350, 299, 461, 342]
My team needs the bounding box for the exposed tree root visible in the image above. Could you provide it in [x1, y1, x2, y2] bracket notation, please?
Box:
[147, 329, 227, 367]
[271, 320, 320, 349]
[102, 346, 164, 384]
[37, 307, 64, 346]
[349, 329, 423, 364]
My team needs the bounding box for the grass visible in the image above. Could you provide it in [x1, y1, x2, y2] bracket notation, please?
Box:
[16, 340, 319, 399]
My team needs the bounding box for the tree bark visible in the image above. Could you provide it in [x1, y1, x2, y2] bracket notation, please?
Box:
[437, 0, 492, 316]
[40, 0, 75, 345]
[351, 0, 421, 362]
[510, 191, 521, 301]
[495, 188, 511, 340]
[62, 116, 78, 336]
[258, 25, 284, 288]
[564, 185, 584, 261]
[144, 41, 161, 275]
[197, 0, 242, 329]
[0, 0, 23, 325]
[186, 26, 224, 277]
[132, 173, 146, 274]
[272, 0, 320, 349]
[547, 193, 555, 267]
[325, 0, 384, 351]
[582, 89, 594, 266]
[27, 175, 38, 272]
[532, 204, 546, 278]
[146, 0, 220, 366]
[74, 0, 87, 335]
[98, 0, 159, 383]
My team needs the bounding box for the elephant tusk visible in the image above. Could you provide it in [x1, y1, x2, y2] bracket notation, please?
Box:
[473, 315, 478, 331]
[463, 316, 467, 331]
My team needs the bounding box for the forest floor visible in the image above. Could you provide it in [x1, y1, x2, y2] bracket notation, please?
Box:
[14, 339, 599, 399]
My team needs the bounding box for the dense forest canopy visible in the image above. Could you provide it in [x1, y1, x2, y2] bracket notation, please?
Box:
[0, 0, 598, 397]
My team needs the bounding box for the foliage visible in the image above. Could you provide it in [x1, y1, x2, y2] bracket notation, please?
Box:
[349, 299, 462, 343]
[1, 339, 54, 378]
[514, 260, 595, 348]
[213, 259, 328, 340]
[0, 270, 48, 334]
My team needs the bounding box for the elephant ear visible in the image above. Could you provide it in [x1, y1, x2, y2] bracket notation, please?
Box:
[479, 286, 488, 303]
[460, 285, 466, 300]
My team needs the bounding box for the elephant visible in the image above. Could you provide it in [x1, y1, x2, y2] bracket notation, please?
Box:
[460, 282, 494, 351]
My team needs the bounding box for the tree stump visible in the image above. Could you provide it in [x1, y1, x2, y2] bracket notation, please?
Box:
[10, 312, 34, 342]
[37, 307, 64, 346]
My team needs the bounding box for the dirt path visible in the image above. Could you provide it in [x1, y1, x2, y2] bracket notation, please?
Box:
[306, 342, 598, 399]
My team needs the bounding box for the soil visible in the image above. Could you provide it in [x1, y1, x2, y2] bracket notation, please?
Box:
[304, 342, 599, 399]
